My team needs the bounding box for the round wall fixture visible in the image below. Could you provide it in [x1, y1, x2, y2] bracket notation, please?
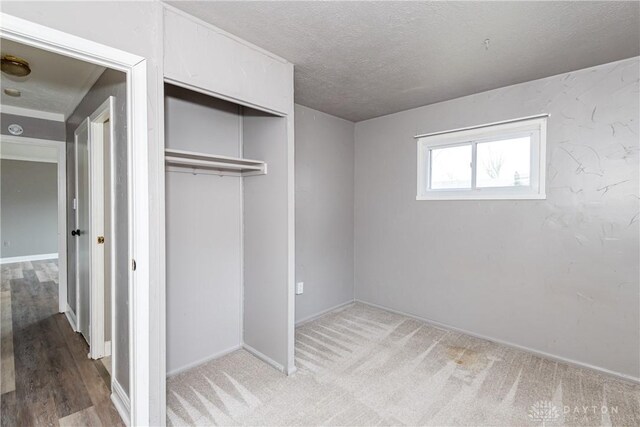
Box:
[1, 55, 31, 77]
[8, 124, 23, 136]
[4, 88, 21, 97]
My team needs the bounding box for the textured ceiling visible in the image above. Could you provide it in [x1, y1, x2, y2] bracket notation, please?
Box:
[169, 1, 640, 122]
[1, 38, 105, 118]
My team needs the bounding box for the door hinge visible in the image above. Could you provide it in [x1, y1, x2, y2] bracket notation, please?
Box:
[97, 236, 105, 244]
[132, 259, 137, 271]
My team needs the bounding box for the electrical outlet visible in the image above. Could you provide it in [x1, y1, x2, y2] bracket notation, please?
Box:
[296, 282, 304, 295]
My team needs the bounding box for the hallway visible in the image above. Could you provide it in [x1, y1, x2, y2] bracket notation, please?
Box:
[0, 260, 123, 426]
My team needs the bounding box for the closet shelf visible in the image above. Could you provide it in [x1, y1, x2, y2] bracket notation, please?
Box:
[165, 148, 267, 176]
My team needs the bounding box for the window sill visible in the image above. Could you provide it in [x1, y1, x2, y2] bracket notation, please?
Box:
[416, 193, 546, 201]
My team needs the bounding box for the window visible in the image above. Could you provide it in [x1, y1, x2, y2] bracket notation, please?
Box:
[416, 116, 547, 200]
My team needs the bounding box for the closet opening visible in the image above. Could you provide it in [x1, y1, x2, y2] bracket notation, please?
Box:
[164, 82, 294, 395]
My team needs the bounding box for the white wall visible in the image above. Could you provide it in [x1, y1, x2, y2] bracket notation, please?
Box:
[294, 104, 355, 323]
[354, 57, 640, 380]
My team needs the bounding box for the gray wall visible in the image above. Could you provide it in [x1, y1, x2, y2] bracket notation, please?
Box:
[354, 57, 640, 379]
[165, 84, 243, 374]
[294, 104, 355, 323]
[243, 108, 291, 371]
[1, 113, 65, 141]
[0, 159, 58, 258]
[66, 68, 129, 392]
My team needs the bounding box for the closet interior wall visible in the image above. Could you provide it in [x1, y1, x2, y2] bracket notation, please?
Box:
[242, 109, 290, 370]
[165, 84, 244, 375]
[163, 6, 295, 388]
[164, 83, 290, 376]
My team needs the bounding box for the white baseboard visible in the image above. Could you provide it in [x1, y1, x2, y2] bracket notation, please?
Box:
[355, 299, 640, 385]
[111, 379, 131, 427]
[242, 343, 285, 373]
[105, 341, 112, 357]
[296, 299, 355, 327]
[166, 344, 242, 377]
[0, 253, 58, 264]
[65, 305, 78, 332]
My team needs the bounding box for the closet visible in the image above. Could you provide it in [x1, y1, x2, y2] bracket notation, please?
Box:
[163, 8, 296, 379]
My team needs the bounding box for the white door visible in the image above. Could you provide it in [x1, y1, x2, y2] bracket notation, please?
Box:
[74, 118, 91, 343]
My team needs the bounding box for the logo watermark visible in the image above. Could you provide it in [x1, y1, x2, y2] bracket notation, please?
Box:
[528, 401, 560, 426]
[528, 401, 619, 426]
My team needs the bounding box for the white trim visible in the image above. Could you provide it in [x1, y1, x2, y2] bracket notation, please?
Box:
[242, 343, 290, 374]
[0, 253, 58, 264]
[1, 13, 150, 425]
[286, 88, 296, 377]
[105, 341, 112, 357]
[88, 97, 111, 360]
[416, 192, 547, 201]
[0, 135, 63, 146]
[73, 118, 89, 341]
[414, 113, 550, 139]
[65, 304, 78, 332]
[295, 300, 355, 327]
[107, 96, 118, 394]
[128, 58, 150, 427]
[0, 154, 57, 163]
[155, 24, 167, 423]
[237, 107, 245, 384]
[166, 344, 242, 377]
[57, 139, 68, 314]
[355, 299, 640, 385]
[0, 105, 65, 122]
[111, 379, 131, 427]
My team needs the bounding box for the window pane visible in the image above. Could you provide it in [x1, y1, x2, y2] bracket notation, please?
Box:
[430, 144, 472, 189]
[476, 136, 530, 188]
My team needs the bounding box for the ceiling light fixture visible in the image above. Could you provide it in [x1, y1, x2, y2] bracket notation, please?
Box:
[3, 88, 21, 97]
[8, 124, 24, 136]
[1, 55, 31, 77]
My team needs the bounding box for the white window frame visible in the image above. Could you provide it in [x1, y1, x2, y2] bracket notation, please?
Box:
[416, 116, 547, 200]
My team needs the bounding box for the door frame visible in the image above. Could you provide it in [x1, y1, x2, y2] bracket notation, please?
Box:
[88, 96, 115, 360]
[0, 13, 150, 425]
[0, 135, 67, 314]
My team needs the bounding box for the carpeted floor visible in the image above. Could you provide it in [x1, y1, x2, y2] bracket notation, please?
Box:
[167, 303, 640, 426]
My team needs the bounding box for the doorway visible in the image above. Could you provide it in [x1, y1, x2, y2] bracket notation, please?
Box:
[0, 26, 131, 425]
[0, 136, 66, 290]
[1, 10, 150, 424]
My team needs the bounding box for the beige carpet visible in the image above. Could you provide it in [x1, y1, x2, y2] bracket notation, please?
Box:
[167, 303, 640, 426]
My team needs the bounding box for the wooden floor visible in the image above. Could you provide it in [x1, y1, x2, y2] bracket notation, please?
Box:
[0, 260, 124, 427]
